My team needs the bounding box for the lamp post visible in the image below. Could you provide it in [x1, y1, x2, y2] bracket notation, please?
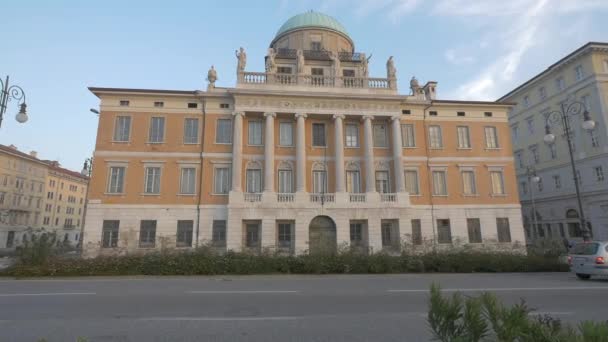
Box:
[526, 167, 541, 239]
[0, 75, 29, 128]
[78, 157, 93, 253]
[543, 100, 595, 242]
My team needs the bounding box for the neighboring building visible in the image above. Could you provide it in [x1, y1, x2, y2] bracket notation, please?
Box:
[499, 42, 608, 243]
[83, 11, 523, 257]
[0, 145, 47, 250]
[43, 161, 89, 245]
[0, 144, 89, 251]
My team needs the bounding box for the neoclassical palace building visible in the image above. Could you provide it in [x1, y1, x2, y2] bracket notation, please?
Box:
[83, 11, 524, 256]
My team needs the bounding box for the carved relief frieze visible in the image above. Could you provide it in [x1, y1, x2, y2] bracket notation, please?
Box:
[235, 95, 400, 115]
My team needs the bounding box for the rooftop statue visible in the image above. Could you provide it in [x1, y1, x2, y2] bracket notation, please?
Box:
[235, 47, 247, 73]
[265, 48, 277, 73]
[329, 51, 341, 78]
[296, 49, 305, 75]
[410, 76, 420, 94]
[386, 56, 396, 79]
[207, 65, 217, 88]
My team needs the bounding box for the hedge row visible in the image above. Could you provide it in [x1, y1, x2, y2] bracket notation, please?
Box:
[1, 250, 568, 277]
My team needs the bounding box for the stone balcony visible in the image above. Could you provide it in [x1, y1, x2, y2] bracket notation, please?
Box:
[228, 191, 410, 209]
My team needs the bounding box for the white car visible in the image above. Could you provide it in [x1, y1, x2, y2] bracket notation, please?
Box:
[568, 241, 608, 280]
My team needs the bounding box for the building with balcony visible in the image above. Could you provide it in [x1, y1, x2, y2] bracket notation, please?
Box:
[82, 11, 524, 257]
[499, 42, 608, 243]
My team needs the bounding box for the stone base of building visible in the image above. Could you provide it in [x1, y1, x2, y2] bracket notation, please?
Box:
[82, 203, 525, 258]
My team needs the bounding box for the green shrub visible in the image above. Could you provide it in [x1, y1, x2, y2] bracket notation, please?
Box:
[428, 284, 608, 342]
[1, 248, 569, 277]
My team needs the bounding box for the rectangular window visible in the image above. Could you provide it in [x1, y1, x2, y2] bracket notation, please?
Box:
[278, 170, 293, 193]
[432, 170, 447, 196]
[6, 231, 14, 248]
[113, 116, 131, 142]
[176, 220, 193, 247]
[119, 100, 130, 106]
[180, 167, 196, 194]
[248, 120, 263, 145]
[537, 177, 543, 192]
[183, 118, 199, 144]
[549, 143, 557, 159]
[516, 151, 524, 169]
[457, 111, 465, 117]
[279, 122, 293, 146]
[311, 42, 322, 51]
[496, 218, 512, 243]
[553, 175, 561, 189]
[212, 220, 226, 247]
[213, 167, 230, 194]
[404, 170, 419, 195]
[484, 126, 499, 148]
[595, 166, 605, 182]
[277, 67, 292, 74]
[437, 219, 452, 244]
[373, 124, 388, 147]
[278, 223, 292, 249]
[490, 171, 505, 195]
[381, 222, 394, 247]
[245, 223, 260, 248]
[346, 170, 361, 193]
[107, 166, 125, 193]
[401, 124, 415, 147]
[457, 126, 471, 148]
[402, 109, 411, 115]
[523, 95, 530, 107]
[350, 223, 364, 246]
[559, 223, 565, 238]
[511, 125, 519, 141]
[575, 65, 584, 81]
[148, 117, 165, 143]
[312, 123, 326, 147]
[467, 218, 482, 243]
[484, 112, 493, 117]
[429, 111, 437, 116]
[216, 119, 232, 144]
[139, 220, 157, 248]
[102, 220, 119, 248]
[375, 171, 389, 193]
[411, 219, 422, 245]
[144, 167, 161, 194]
[187, 102, 198, 109]
[312, 170, 327, 194]
[428, 125, 442, 148]
[461, 171, 477, 195]
[527, 118, 535, 134]
[246, 169, 262, 193]
[154, 101, 164, 108]
[530, 145, 539, 164]
[220, 103, 230, 109]
[556, 77, 565, 91]
[539, 87, 546, 100]
[589, 130, 599, 148]
[311, 67, 324, 76]
[345, 123, 359, 147]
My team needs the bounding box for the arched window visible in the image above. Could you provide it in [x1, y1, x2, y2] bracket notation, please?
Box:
[246, 161, 262, 193]
[566, 209, 579, 219]
[312, 162, 327, 194]
[277, 161, 293, 193]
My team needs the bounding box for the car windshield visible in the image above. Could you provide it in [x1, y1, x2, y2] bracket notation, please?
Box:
[571, 242, 599, 255]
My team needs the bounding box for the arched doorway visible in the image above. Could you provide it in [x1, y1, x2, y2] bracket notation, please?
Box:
[308, 216, 336, 254]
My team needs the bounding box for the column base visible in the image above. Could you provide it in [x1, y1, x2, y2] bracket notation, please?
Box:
[334, 192, 348, 205]
[262, 191, 277, 205]
[295, 191, 309, 205]
[366, 191, 381, 204]
[397, 191, 411, 206]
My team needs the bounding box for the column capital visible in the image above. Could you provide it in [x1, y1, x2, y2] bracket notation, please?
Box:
[390, 115, 402, 122]
[332, 114, 346, 121]
[295, 113, 307, 119]
[263, 112, 276, 118]
[361, 115, 374, 122]
[232, 111, 245, 117]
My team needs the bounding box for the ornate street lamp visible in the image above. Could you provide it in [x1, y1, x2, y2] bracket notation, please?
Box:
[0, 75, 29, 128]
[526, 167, 541, 239]
[543, 100, 595, 241]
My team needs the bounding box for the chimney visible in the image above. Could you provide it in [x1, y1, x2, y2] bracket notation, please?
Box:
[9, 144, 17, 150]
[29, 151, 38, 158]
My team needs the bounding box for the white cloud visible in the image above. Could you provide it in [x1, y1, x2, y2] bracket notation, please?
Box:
[444, 49, 475, 65]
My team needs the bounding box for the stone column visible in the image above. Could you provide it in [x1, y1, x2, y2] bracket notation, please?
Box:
[295, 113, 307, 193]
[391, 115, 405, 193]
[333, 114, 346, 193]
[362, 115, 376, 193]
[231, 111, 244, 192]
[263, 112, 276, 192]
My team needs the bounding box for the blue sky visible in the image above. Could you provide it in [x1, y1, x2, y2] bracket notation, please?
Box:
[1, 0, 607, 171]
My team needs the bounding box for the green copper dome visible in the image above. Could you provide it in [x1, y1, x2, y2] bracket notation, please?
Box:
[275, 11, 350, 39]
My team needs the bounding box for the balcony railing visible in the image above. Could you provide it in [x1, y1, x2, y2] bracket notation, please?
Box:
[277, 193, 295, 203]
[349, 193, 366, 203]
[380, 193, 397, 202]
[244, 193, 262, 202]
[275, 49, 363, 62]
[240, 72, 392, 90]
[310, 193, 335, 204]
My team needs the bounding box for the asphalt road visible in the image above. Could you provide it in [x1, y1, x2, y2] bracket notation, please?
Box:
[0, 273, 607, 342]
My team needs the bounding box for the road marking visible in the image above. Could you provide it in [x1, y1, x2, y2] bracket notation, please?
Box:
[0, 292, 96, 297]
[187, 290, 299, 294]
[139, 316, 298, 321]
[388, 286, 608, 293]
